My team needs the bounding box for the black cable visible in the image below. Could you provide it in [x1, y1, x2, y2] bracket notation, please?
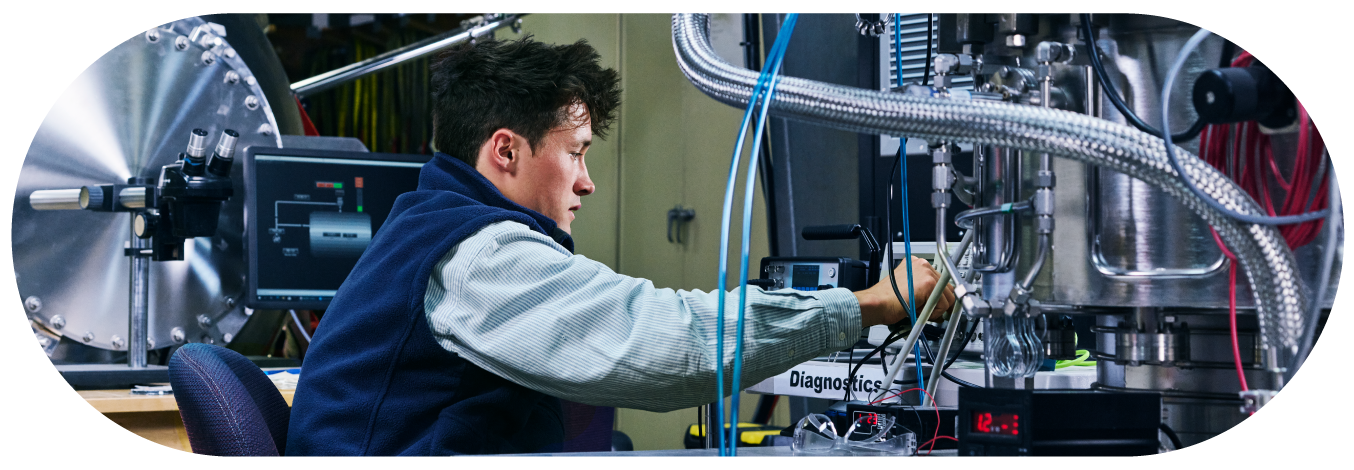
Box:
[1159, 422, 1184, 451]
[879, 348, 889, 377]
[1080, 14, 1206, 142]
[843, 328, 907, 401]
[697, 405, 705, 448]
[901, 402, 924, 438]
[921, 14, 934, 86]
[844, 147, 908, 402]
[885, 149, 922, 367]
[938, 318, 983, 388]
[915, 329, 983, 389]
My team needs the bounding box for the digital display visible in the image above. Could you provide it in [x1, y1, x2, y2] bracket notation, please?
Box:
[849, 411, 886, 437]
[973, 411, 1020, 436]
[247, 152, 428, 308]
[792, 265, 820, 289]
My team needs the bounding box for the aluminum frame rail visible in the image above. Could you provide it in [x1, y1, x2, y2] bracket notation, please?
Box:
[291, 14, 525, 97]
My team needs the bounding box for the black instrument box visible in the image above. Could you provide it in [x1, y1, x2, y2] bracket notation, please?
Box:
[957, 388, 1161, 456]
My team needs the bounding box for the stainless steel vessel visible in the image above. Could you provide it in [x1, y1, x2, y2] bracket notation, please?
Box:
[13, 17, 282, 356]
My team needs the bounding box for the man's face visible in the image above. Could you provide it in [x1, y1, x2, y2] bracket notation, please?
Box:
[508, 105, 595, 234]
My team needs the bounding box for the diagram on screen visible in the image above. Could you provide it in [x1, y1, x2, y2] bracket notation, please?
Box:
[268, 178, 372, 258]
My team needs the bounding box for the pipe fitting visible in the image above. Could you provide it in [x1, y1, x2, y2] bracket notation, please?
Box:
[1034, 188, 1055, 216]
[672, 13, 1309, 353]
[1035, 41, 1075, 64]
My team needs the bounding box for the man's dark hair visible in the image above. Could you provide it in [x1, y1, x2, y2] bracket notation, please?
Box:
[430, 36, 621, 166]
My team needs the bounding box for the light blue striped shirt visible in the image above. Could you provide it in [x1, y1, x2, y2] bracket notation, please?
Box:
[424, 220, 860, 412]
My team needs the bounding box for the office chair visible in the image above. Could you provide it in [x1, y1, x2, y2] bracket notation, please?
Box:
[168, 343, 291, 456]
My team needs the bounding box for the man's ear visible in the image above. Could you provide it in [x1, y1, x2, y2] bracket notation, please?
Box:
[481, 128, 520, 174]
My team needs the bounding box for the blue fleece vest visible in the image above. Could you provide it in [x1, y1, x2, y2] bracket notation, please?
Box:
[286, 153, 574, 455]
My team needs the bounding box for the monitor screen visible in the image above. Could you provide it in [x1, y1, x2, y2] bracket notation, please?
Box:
[244, 147, 430, 310]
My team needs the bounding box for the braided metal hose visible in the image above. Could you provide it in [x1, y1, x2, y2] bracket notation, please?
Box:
[672, 14, 1306, 367]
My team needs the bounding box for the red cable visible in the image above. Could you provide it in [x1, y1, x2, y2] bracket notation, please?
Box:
[918, 435, 957, 452]
[869, 389, 908, 405]
[871, 388, 942, 454]
[1208, 228, 1249, 392]
[1226, 258, 1249, 392]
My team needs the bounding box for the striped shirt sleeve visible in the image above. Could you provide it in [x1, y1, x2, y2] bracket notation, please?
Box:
[424, 220, 861, 412]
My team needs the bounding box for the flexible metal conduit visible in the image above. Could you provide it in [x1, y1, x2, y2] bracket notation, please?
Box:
[671, 14, 1306, 364]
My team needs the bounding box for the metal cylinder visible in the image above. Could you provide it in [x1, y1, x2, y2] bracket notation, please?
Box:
[29, 189, 83, 210]
[973, 146, 1018, 273]
[308, 212, 373, 257]
[208, 129, 240, 177]
[214, 128, 239, 162]
[119, 187, 148, 209]
[128, 214, 150, 368]
[185, 128, 209, 159]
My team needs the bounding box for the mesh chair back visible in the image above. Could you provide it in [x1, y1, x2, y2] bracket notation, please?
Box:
[168, 343, 291, 456]
[560, 401, 615, 452]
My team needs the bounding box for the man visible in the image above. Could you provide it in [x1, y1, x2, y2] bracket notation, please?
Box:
[286, 36, 953, 456]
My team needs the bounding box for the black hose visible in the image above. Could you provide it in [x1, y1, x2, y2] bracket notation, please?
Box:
[1080, 14, 1206, 142]
[922, 14, 934, 86]
[1159, 422, 1184, 451]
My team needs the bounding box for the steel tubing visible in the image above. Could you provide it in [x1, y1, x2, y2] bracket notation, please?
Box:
[292, 14, 525, 96]
[672, 14, 1307, 366]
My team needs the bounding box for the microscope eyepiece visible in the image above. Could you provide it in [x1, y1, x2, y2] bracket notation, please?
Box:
[186, 128, 210, 159]
[208, 129, 239, 177]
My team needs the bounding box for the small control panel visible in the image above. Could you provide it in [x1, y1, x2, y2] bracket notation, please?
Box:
[760, 257, 868, 291]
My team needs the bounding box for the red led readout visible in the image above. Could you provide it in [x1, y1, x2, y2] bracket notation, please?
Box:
[972, 411, 1020, 436]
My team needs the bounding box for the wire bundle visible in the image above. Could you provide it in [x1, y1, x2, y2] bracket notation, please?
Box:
[1198, 52, 1330, 249]
[1193, 50, 1329, 394]
[891, 12, 926, 395]
[713, 13, 798, 457]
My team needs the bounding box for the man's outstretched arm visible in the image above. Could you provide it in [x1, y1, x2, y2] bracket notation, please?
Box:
[425, 221, 952, 412]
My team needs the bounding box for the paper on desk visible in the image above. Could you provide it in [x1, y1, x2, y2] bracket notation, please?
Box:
[267, 370, 299, 390]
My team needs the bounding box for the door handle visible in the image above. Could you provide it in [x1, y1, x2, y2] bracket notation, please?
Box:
[667, 205, 696, 243]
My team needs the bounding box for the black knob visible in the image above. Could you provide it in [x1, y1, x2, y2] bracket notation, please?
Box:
[133, 212, 158, 239]
[1192, 65, 1295, 128]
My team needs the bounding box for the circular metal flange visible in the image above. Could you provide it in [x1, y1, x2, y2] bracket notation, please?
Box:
[12, 17, 281, 354]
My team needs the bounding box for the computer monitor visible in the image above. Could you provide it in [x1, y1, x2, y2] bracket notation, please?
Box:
[243, 146, 431, 310]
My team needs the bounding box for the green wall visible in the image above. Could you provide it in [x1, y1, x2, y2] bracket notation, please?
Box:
[509, 13, 789, 451]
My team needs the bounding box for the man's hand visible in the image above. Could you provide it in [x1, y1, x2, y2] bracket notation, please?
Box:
[853, 256, 956, 328]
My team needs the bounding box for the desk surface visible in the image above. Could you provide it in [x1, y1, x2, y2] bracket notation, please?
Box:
[78, 370, 299, 414]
